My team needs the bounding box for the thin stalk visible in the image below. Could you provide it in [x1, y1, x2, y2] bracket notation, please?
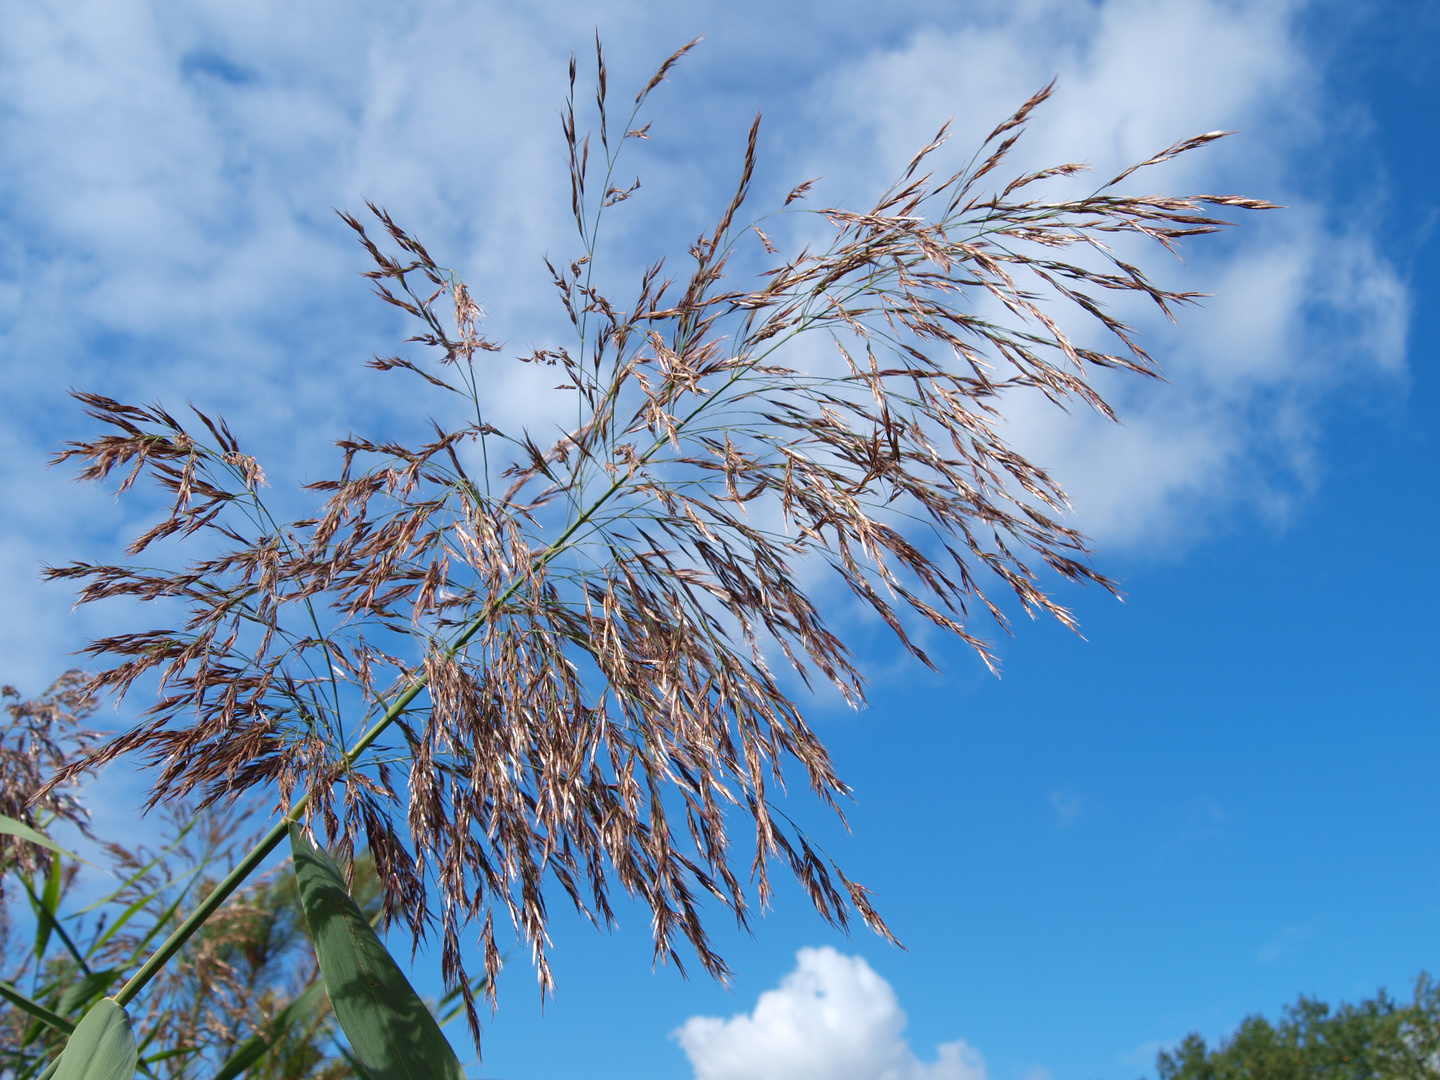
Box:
[112, 816, 290, 1008]
[106, 464, 633, 1013]
[102, 217, 797, 1014]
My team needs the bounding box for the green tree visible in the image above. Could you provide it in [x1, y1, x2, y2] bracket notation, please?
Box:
[1157, 977, 1440, 1080]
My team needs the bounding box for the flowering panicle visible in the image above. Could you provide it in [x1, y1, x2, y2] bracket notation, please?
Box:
[43, 43, 1273, 1047]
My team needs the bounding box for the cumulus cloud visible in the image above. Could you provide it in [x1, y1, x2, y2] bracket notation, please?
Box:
[674, 947, 988, 1080]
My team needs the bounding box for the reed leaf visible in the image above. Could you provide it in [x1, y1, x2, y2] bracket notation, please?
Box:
[0, 815, 78, 862]
[0, 980, 74, 1036]
[56, 972, 122, 1020]
[33, 858, 63, 963]
[290, 826, 463, 1080]
[50, 999, 137, 1080]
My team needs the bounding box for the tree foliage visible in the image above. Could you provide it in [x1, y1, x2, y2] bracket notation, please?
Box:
[1157, 977, 1440, 1080]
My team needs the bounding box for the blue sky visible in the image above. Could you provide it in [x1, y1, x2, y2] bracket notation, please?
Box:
[2, 1, 1437, 1079]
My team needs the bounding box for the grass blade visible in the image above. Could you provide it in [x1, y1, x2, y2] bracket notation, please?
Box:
[20, 873, 90, 976]
[0, 979, 74, 1035]
[120, 861, 209, 968]
[34, 857, 63, 962]
[56, 971, 121, 1019]
[0, 815, 80, 861]
[74, 821, 196, 917]
[289, 826, 464, 1080]
[138, 1046, 198, 1067]
[86, 895, 155, 959]
[436, 971, 492, 1029]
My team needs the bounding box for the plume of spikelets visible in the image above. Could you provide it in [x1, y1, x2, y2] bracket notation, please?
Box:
[42, 39, 1275, 1046]
[0, 671, 99, 883]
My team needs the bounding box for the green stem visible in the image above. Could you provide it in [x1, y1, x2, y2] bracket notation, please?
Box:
[100, 163, 794, 1014]
[108, 464, 631, 1014]
[112, 816, 290, 1007]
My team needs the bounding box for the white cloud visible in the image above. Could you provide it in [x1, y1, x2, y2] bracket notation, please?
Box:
[0, 0, 1408, 683]
[674, 947, 989, 1080]
[808, 0, 1407, 551]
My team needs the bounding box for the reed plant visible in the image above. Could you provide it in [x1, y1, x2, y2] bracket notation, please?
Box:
[11, 38, 1274, 1078]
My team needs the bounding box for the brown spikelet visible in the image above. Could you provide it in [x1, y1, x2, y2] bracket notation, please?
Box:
[0, 672, 99, 882]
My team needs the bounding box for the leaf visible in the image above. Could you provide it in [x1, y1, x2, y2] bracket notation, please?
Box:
[19, 873, 91, 975]
[56, 971, 121, 1019]
[138, 1046, 199, 1067]
[35, 855, 63, 960]
[436, 971, 493, 1029]
[0, 979, 74, 1034]
[87, 895, 154, 959]
[335, 1043, 377, 1080]
[120, 863, 207, 967]
[211, 978, 328, 1080]
[289, 826, 465, 1080]
[0, 815, 80, 861]
[51, 998, 137, 1080]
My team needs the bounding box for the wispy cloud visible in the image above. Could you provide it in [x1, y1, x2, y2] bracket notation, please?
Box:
[810, 0, 1407, 552]
[0, 0, 1406, 687]
[1257, 922, 1316, 963]
[1049, 788, 1086, 829]
[674, 947, 989, 1080]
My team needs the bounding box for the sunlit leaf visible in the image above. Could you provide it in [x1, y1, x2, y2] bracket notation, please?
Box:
[51, 998, 137, 1080]
[0, 815, 80, 861]
[290, 826, 464, 1080]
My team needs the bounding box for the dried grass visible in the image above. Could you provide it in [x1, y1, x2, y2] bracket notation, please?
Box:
[0, 672, 98, 882]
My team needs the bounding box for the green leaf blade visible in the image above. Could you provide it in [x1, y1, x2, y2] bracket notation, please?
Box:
[0, 979, 75, 1035]
[56, 971, 122, 1019]
[35, 855, 63, 960]
[289, 825, 465, 1080]
[0, 814, 80, 861]
[51, 998, 137, 1080]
